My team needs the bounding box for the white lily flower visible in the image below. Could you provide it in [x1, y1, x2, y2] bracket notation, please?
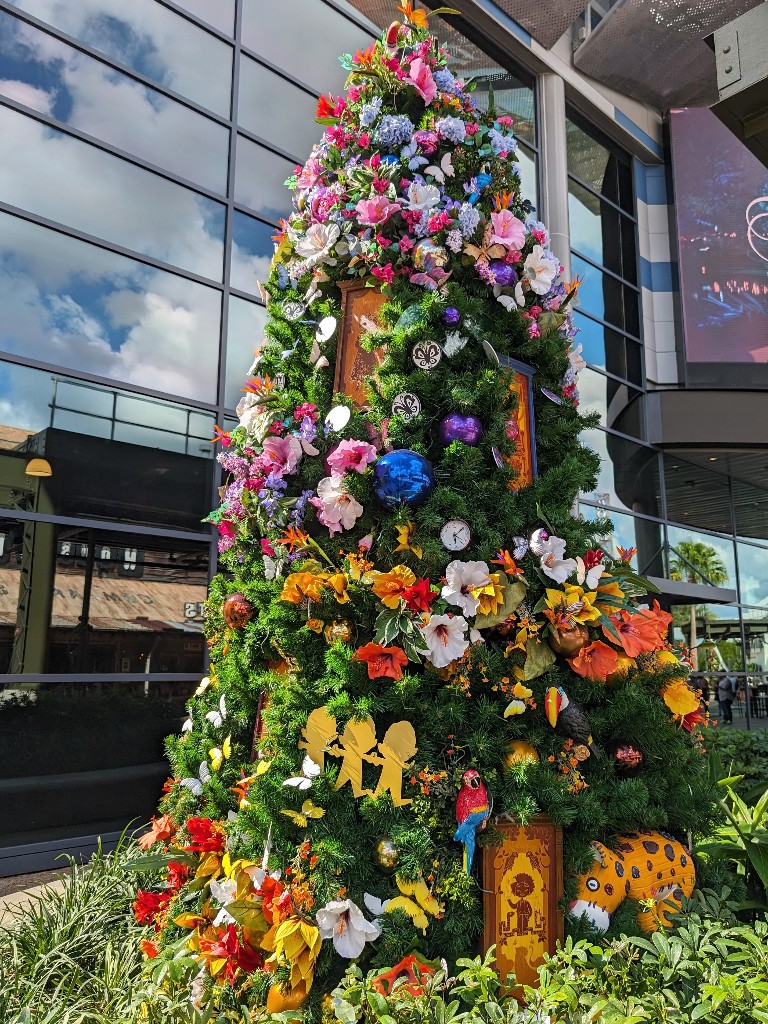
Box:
[523, 244, 559, 296]
[316, 898, 382, 958]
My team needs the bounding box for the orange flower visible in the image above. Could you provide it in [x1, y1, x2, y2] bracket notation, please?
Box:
[280, 572, 328, 604]
[491, 550, 524, 577]
[568, 640, 619, 682]
[636, 600, 674, 645]
[397, 1, 429, 27]
[326, 572, 350, 604]
[603, 610, 661, 658]
[354, 642, 409, 680]
[276, 526, 310, 553]
[371, 565, 416, 608]
[243, 374, 275, 397]
[138, 813, 175, 851]
[140, 938, 160, 958]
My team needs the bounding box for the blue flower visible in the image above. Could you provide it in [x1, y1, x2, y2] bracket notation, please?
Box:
[458, 202, 480, 237]
[359, 95, 382, 127]
[488, 128, 514, 155]
[375, 114, 415, 147]
[433, 68, 457, 94]
[435, 116, 466, 144]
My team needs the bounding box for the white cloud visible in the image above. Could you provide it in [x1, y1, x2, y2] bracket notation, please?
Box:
[0, 77, 54, 112]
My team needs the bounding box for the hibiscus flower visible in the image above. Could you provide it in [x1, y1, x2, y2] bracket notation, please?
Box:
[604, 610, 661, 658]
[407, 57, 437, 104]
[401, 578, 436, 613]
[441, 560, 492, 616]
[662, 679, 701, 718]
[325, 439, 378, 475]
[489, 209, 526, 249]
[420, 613, 469, 668]
[262, 434, 302, 475]
[405, 181, 441, 211]
[371, 565, 416, 608]
[354, 642, 409, 680]
[535, 535, 577, 584]
[316, 899, 382, 958]
[567, 640, 619, 682]
[355, 195, 401, 226]
[523, 244, 559, 295]
[280, 571, 328, 604]
[294, 221, 340, 265]
[310, 477, 364, 536]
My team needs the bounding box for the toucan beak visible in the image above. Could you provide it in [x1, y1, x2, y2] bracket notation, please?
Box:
[544, 687, 561, 728]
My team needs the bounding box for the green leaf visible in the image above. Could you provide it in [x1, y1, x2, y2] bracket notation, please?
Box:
[523, 637, 556, 680]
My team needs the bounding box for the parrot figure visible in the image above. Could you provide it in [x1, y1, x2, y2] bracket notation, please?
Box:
[453, 769, 490, 873]
[544, 686, 602, 759]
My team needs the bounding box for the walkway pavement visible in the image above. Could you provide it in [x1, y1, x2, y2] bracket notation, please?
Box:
[0, 868, 69, 928]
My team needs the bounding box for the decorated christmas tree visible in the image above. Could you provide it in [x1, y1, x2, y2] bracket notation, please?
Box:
[131, 6, 716, 1016]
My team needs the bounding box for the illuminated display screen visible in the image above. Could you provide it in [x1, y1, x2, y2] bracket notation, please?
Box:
[670, 107, 768, 365]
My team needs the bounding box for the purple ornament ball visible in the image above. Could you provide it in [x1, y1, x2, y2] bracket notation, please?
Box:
[441, 306, 461, 327]
[439, 413, 484, 447]
[489, 260, 518, 289]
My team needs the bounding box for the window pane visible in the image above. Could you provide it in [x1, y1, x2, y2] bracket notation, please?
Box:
[0, 105, 225, 280]
[738, 542, 768, 607]
[517, 144, 538, 210]
[579, 427, 662, 517]
[242, 0, 373, 92]
[569, 179, 637, 283]
[0, 211, 222, 403]
[663, 456, 733, 537]
[173, 0, 234, 35]
[665, 524, 736, 591]
[0, 10, 229, 193]
[8, 0, 233, 116]
[574, 311, 643, 384]
[733, 479, 768, 546]
[238, 57, 318, 160]
[571, 253, 640, 337]
[566, 114, 634, 212]
[231, 211, 275, 295]
[578, 367, 644, 438]
[580, 504, 664, 577]
[234, 136, 295, 222]
[226, 297, 268, 408]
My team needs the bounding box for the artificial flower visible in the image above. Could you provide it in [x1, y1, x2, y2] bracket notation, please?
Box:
[354, 642, 409, 680]
[616, 545, 638, 563]
[281, 571, 328, 604]
[325, 439, 378, 475]
[401, 578, 437, 613]
[405, 181, 441, 212]
[184, 818, 226, 853]
[394, 520, 422, 559]
[371, 564, 416, 608]
[140, 938, 160, 958]
[536, 535, 577, 584]
[355, 195, 401, 226]
[489, 209, 526, 249]
[604, 610, 662, 657]
[326, 572, 351, 604]
[316, 898, 382, 958]
[133, 889, 171, 929]
[567, 640, 619, 682]
[680, 707, 707, 732]
[407, 57, 437, 104]
[262, 434, 303, 475]
[472, 572, 506, 617]
[276, 525, 310, 553]
[662, 678, 701, 718]
[310, 476, 364, 536]
[544, 585, 600, 625]
[294, 221, 340, 264]
[522, 244, 559, 295]
[491, 550, 525, 577]
[636, 600, 674, 645]
[197, 924, 263, 985]
[138, 813, 175, 851]
[420, 613, 469, 669]
[347, 552, 375, 583]
[209, 877, 238, 927]
[262, 915, 321, 991]
[568, 343, 587, 374]
[441, 560, 492, 616]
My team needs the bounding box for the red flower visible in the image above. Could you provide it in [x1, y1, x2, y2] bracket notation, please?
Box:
[133, 889, 171, 929]
[140, 938, 160, 958]
[568, 640, 619, 682]
[583, 549, 603, 570]
[183, 817, 226, 852]
[401, 578, 437, 614]
[198, 925, 263, 985]
[138, 813, 175, 851]
[681, 707, 707, 732]
[603, 610, 662, 658]
[354, 642, 409, 680]
[316, 93, 344, 119]
[371, 263, 395, 284]
[166, 860, 190, 893]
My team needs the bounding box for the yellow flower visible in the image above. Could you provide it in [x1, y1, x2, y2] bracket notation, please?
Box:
[662, 679, 700, 717]
[394, 521, 422, 559]
[262, 916, 322, 992]
[280, 572, 328, 604]
[595, 579, 625, 614]
[471, 573, 505, 616]
[307, 619, 324, 633]
[544, 585, 600, 624]
[370, 565, 416, 608]
[326, 572, 350, 604]
[512, 681, 533, 699]
[347, 552, 375, 583]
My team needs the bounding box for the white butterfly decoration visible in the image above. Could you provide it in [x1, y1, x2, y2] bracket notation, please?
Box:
[309, 337, 329, 370]
[282, 754, 321, 791]
[263, 554, 286, 580]
[425, 152, 455, 184]
[576, 556, 604, 590]
[180, 761, 211, 797]
[205, 694, 227, 729]
[496, 293, 517, 312]
[363, 892, 391, 918]
[181, 717, 193, 734]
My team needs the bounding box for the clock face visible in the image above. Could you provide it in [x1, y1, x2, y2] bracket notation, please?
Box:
[440, 519, 471, 552]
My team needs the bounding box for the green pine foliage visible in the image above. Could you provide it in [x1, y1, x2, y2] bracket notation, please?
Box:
[136, 12, 720, 1016]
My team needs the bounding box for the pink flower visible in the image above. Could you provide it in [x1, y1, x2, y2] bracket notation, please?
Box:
[496, 115, 514, 127]
[413, 129, 438, 154]
[408, 58, 437, 105]
[326, 125, 348, 147]
[399, 236, 415, 253]
[358, 131, 370, 148]
[261, 434, 302, 475]
[465, 122, 480, 135]
[355, 195, 401, 226]
[311, 477, 364, 536]
[325, 439, 378, 475]
[294, 403, 318, 423]
[297, 157, 323, 191]
[428, 211, 453, 233]
[371, 263, 395, 284]
[218, 520, 236, 540]
[489, 209, 526, 249]
[347, 85, 361, 102]
[531, 228, 548, 246]
[261, 538, 276, 557]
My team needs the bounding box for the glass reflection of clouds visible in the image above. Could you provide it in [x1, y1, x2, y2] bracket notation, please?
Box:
[234, 136, 296, 223]
[238, 57, 319, 161]
[0, 104, 226, 280]
[0, 211, 221, 402]
[230, 211, 275, 296]
[7, 0, 233, 116]
[172, 0, 234, 36]
[225, 297, 268, 409]
[0, 9, 229, 192]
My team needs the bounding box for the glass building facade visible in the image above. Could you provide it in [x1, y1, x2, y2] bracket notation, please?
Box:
[0, 0, 765, 868]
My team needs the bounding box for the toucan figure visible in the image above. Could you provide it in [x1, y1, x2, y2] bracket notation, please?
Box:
[544, 686, 602, 759]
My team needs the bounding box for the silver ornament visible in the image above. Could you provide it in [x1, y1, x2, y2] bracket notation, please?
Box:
[412, 340, 442, 370]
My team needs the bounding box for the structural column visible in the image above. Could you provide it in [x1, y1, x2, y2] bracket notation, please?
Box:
[538, 73, 571, 279]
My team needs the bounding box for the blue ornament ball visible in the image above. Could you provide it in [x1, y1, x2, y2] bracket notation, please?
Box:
[442, 306, 461, 327]
[489, 260, 518, 289]
[374, 449, 435, 509]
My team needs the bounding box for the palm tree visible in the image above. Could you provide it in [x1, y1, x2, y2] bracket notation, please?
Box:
[669, 540, 729, 668]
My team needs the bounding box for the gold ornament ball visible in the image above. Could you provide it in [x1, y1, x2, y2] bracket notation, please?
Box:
[547, 623, 590, 657]
[324, 620, 352, 645]
[373, 835, 401, 874]
[505, 740, 540, 768]
[266, 982, 308, 1013]
[606, 653, 636, 686]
